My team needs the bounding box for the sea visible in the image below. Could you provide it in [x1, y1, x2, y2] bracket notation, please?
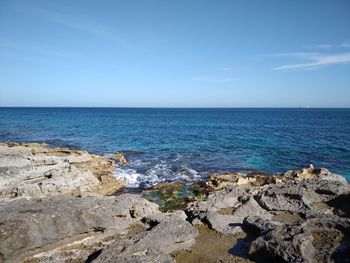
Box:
[0, 107, 349, 188]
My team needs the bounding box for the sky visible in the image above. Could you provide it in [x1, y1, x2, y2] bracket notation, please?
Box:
[0, 0, 350, 107]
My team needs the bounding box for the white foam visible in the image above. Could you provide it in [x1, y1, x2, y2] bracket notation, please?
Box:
[114, 159, 201, 188]
[114, 168, 143, 188]
[174, 166, 200, 182]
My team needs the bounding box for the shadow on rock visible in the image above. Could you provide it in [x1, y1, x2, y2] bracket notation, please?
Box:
[228, 234, 255, 259]
[328, 194, 350, 217]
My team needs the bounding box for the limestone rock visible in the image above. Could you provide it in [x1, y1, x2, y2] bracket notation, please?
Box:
[1, 146, 349, 263]
[207, 171, 278, 190]
[242, 216, 277, 236]
[94, 210, 198, 263]
[0, 194, 160, 263]
[255, 182, 310, 213]
[0, 142, 124, 199]
[187, 186, 273, 234]
[248, 216, 350, 263]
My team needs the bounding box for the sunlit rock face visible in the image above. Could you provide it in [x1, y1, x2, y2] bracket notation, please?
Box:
[0, 142, 125, 198]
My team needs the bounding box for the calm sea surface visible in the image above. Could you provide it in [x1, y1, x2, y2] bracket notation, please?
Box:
[0, 108, 349, 187]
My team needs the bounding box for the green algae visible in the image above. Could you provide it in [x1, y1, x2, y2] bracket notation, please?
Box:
[142, 182, 210, 212]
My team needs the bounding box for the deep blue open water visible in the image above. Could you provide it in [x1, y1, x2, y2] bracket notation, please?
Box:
[0, 107, 349, 187]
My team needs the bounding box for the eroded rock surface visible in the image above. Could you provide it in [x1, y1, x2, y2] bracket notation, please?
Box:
[0, 194, 157, 262]
[187, 187, 273, 235]
[186, 165, 350, 262]
[1, 143, 349, 263]
[246, 216, 350, 263]
[0, 142, 124, 198]
[0, 193, 199, 263]
[95, 211, 198, 263]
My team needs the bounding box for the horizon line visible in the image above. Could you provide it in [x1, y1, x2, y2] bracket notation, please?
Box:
[0, 106, 349, 109]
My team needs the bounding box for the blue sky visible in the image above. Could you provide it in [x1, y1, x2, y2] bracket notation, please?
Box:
[0, 0, 349, 107]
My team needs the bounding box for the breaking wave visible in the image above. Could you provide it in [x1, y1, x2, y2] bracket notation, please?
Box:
[113, 157, 201, 188]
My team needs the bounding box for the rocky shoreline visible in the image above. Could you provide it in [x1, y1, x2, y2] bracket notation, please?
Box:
[0, 142, 349, 262]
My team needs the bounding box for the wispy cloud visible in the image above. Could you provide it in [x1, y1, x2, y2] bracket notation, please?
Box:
[27, 6, 128, 47]
[273, 41, 350, 71]
[304, 42, 350, 49]
[0, 38, 65, 57]
[272, 52, 318, 57]
[274, 53, 350, 70]
[192, 76, 233, 82]
[304, 44, 333, 49]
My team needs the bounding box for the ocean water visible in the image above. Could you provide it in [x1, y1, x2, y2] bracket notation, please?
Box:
[0, 107, 349, 187]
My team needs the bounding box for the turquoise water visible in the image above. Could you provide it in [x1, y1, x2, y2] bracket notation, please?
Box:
[0, 108, 349, 187]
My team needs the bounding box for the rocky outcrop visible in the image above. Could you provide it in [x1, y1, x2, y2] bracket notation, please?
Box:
[1, 142, 349, 263]
[207, 172, 276, 189]
[0, 194, 198, 263]
[0, 142, 124, 198]
[95, 211, 198, 263]
[246, 215, 350, 263]
[0, 143, 199, 263]
[185, 165, 350, 262]
[187, 187, 273, 235]
[0, 194, 155, 262]
[114, 152, 127, 165]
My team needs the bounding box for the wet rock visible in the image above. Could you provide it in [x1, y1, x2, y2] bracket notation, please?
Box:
[142, 182, 210, 212]
[271, 211, 303, 224]
[152, 182, 184, 191]
[0, 142, 124, 198]
[113, 152, 127, 165]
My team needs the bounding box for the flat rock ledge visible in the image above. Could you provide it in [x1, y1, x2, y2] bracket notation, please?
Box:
[0, 143, 349, 263]
[0, 142, 124, 198]
[0, 194, 197, 263]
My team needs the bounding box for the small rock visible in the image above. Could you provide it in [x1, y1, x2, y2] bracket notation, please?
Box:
[114, 152, 127, 165]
